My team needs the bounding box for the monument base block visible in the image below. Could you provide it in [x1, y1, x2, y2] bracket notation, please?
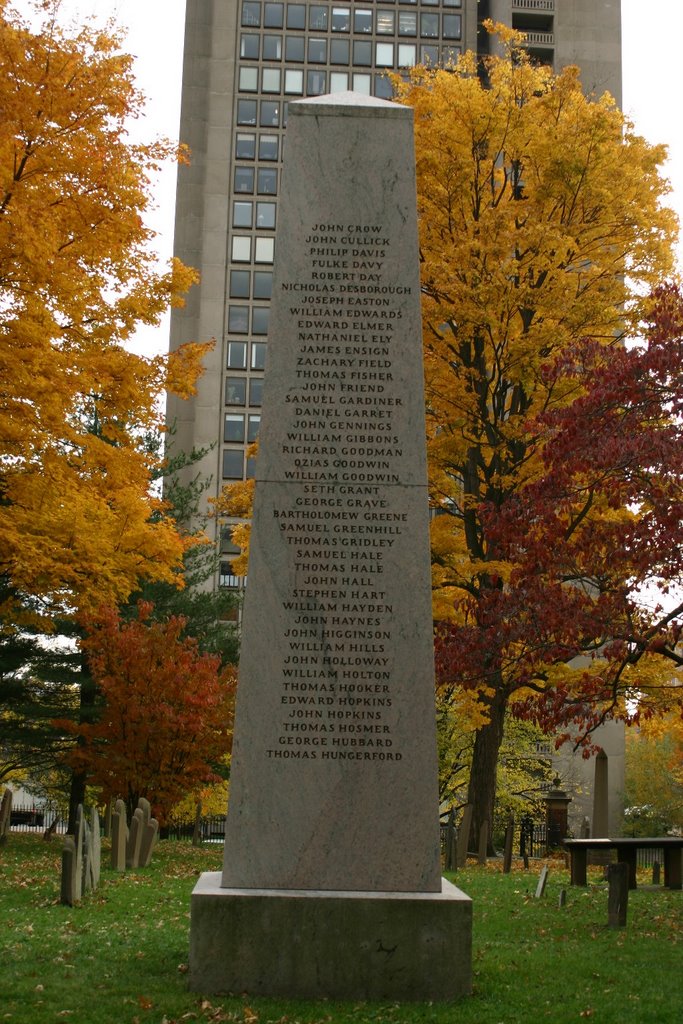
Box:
[189, 872, 472, 1001]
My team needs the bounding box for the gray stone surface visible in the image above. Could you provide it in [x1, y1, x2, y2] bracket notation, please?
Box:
[222, 92, 441, 895]
[111, 799, 127, 872]
[82, 816, 93, 893]
[126, 807, 144, 869]
[535, 865, 549, 898]
[139, 817, 159, 868]
[0, 788, 11, 844]
[60, 836, 77, 906]
[190, 872, 472, 1000]
[456, 804, 473, 868]
[90, 807, 101, 888]
[592, 750, 609, 838]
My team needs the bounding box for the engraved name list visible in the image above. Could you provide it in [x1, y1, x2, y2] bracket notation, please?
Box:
[267, 221, 414, 766]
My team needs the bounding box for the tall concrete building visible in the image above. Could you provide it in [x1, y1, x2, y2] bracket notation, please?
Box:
[167, 0, 621, 590]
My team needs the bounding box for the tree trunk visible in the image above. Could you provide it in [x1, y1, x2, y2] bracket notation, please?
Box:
[67, 659, 97, 834]
[466, 682, 508, 856]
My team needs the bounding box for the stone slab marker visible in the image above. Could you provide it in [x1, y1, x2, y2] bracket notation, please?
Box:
[0, 788, 12, 844]
[190, 93, 472, 1001]
[139, 817, 159, 868]
[90, 807, 101, 888]
[111, 799, 127, 872]
[126, 807, 144, 869]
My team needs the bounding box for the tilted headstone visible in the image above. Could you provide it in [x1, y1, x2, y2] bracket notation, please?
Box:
[137, 797, 151, 828]
[60, 836, 77, 906]
[90, 807, 101, 889]
[0, 788, 12, 844]
[111, 799, 128, 872]
[82, 814, 93, 893]
[126, 807, 144, 869]
[535, 865, 549, 898]
[104, 801, 112, 840]
[190, 93, 472, 1002]
[138, 817, 159, 868]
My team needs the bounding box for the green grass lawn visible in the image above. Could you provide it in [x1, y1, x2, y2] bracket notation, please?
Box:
[1, 835, 680, 1024]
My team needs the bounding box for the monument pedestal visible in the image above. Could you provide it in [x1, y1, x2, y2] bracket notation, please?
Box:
[190, 873, 472, 1001]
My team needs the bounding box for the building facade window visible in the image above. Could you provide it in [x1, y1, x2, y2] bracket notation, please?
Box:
[228, 309, 249, 336]
[241, 2, 261, 28]
[223, 450, 244, 479]
[226, 377, 247, 405]
[227, 340, 248, 366]
[224, 414, 246, 443]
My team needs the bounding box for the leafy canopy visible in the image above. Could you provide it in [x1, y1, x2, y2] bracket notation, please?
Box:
[394, 33, 681, 723]
[60, 602, 236, 824]
[393, 30, 682, 839]
[0, 1, 210, 628]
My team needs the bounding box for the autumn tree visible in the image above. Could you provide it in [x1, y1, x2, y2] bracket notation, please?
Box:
[0, 1, 209, 630]
[624, 706, 683, 836]
[61, 603, 236, 824]
[394, 31, 683, 847]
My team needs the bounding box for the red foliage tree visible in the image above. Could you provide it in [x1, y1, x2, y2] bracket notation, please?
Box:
[63, 603, 236, 824]
[435, 284, 683, 843]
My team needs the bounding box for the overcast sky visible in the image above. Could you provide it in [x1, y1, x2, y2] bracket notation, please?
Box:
[16, 0, 683, 354]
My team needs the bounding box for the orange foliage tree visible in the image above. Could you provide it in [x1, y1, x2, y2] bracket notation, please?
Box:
[63, 603, 236, 824]
[0, 1, 209, 630]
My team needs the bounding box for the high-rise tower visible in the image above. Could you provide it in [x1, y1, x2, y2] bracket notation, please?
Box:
[167, 0, 621, 592]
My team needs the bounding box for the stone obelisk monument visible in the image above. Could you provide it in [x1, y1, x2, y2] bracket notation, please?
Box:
[189, 93, 472, 1001]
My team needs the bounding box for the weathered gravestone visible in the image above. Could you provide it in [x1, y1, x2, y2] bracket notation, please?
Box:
[61, 805, 103, 905]
[138, 799, 159, 868]
[189, 93, 472, 1001]
[126, 806, 144, 868]
[0, 788, 11, 845]
[83, 806, 101, 892]
[111, 799, 128, 872]
[60, 804, 84, 905]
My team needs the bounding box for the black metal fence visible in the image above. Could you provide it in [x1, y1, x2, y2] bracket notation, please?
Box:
[7, 804, 670, 869]
[165, 815, 227, 842]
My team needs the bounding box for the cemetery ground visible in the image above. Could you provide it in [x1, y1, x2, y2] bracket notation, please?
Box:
[1, 836, 680, 1024]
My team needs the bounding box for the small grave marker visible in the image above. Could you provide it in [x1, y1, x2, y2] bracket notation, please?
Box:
[111, 799, 128, 871]
[607, 862, 629, 927]
[126, 807, 144, 868]
[535, 865, 549, 898]
[0, 788, 12, 845]
[477, 820, 489, 865]
[456, 804, 473, 868]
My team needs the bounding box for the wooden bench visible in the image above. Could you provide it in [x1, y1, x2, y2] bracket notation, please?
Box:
[563, 838, 683, 890]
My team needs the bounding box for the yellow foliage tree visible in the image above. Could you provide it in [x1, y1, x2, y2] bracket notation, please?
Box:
[625, 708, 683, 835]
[392, 29, 682, 845]
[0, 2, 209, 628]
